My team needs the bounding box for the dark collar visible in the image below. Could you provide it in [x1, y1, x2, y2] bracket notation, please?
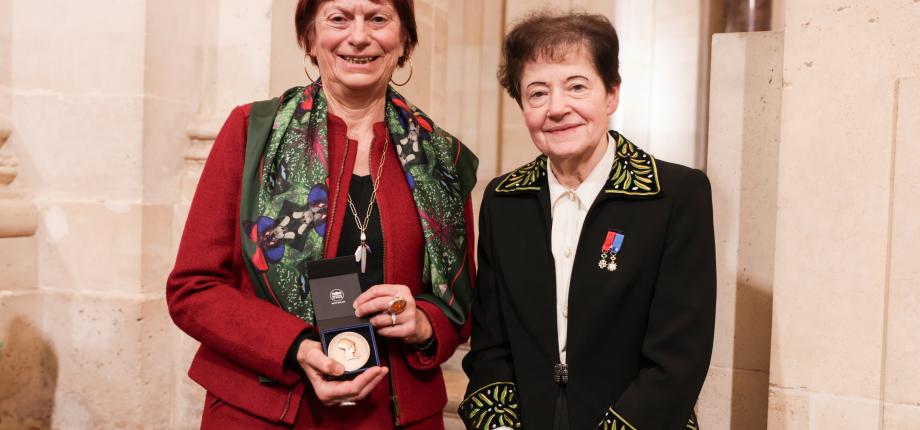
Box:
[494, 131, 661, 198]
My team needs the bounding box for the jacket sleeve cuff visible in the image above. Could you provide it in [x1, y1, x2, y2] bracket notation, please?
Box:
[597, 408, 637, 430]
[596, 408, 700, 430]
[258, 317, 315, 386]
[284, 328, 319, 371]
[403, 299, 459, 370]
[459, 382, 522, 430]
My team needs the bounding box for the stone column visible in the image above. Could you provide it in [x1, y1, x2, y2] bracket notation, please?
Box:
[700, 31, 783, 430]
[613, 0, 711, 169]
[0, 113, 46, 430]
[171, 2, 274, 428]
[772, 0, 785, 30]
[402, 1, 505, 427]
[181, 0, 273, 202]
[0, 1, 45, 427]
[881, 77, 920, 428]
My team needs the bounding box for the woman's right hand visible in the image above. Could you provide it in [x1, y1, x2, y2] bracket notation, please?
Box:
[295, 339, 389, 406]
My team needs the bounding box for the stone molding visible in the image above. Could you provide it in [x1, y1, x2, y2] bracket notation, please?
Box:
[0, 114, 17, 186]
[182, 116, 224, 200]
[0, 114, 38, 238]
[185, 116, 222, 145]
[185, 116, 223, 162]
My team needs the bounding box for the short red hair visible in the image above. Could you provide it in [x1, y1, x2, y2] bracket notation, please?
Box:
[295, 0, 418, 67]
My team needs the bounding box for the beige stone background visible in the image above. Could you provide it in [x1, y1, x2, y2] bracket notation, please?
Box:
[1, 0, 919, 429]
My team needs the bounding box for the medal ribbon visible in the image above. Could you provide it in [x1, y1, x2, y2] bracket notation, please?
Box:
[602, 231, 616, 253]
[611, 232, 624, 254]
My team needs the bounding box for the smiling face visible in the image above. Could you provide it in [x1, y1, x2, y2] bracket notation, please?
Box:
[310, 0, 406, 94]
[520, 48, 619, 166]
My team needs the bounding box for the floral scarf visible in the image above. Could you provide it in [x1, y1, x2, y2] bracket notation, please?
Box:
[239, 81, 477, 325]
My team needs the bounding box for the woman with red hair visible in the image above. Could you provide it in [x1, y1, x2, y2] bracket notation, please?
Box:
[167, 1, 478, 428]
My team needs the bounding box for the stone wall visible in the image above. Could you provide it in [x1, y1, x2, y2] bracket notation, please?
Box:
[701, 1, 920, 429]
[766, 0, 920, 428]
[1, 0, 181, 427]
[666, 2, 920, 429]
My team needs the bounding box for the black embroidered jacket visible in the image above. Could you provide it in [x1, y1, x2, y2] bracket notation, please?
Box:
[460, 132, 715, 430]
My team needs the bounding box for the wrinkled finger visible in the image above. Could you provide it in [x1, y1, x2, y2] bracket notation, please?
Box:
[319, 385, 357, 405]
[356, 296, 396, 318]
[334, 368, 382, 399]
[375, 323, 413, 339]
[318, 375, 370, 404]
[303, 364, 325, 387]
[355, 367, 389, 400]
[304, 367, 341, 405]
[348, 366, 383, 387]
[353, 284, 398, 308]
[305, 346, 344, 376]
[369, 310, 400, 328]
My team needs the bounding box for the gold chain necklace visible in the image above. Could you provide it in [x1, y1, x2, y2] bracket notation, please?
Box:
[346, 134, 389, 273]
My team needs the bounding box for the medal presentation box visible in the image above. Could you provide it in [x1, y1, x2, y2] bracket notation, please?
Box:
[308, 256, 381, 380]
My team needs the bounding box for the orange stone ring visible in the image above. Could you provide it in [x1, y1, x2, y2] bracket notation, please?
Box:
[386, 295, 408, 315]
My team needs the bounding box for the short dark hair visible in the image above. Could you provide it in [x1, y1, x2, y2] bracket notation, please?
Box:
[295, 0, 418, 67]
[498, 10, 622, 105]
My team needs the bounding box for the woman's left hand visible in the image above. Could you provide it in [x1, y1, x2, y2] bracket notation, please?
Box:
[353, 284, 433, 345]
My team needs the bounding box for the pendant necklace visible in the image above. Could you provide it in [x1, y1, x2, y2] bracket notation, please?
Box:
[346, 134, 389, 273]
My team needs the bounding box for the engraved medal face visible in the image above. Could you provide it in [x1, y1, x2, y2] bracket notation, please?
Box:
[328, 332, 371, 372]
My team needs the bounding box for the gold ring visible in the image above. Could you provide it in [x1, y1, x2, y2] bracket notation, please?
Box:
[390, 313, 398, 326]
[387, 295, 407, 315]
[339, 400, 357, 407]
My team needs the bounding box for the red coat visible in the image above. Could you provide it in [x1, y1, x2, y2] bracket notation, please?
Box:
[167, 104, 475, 429]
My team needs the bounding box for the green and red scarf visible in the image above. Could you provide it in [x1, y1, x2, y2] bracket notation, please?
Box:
[239, 81, 477, 325]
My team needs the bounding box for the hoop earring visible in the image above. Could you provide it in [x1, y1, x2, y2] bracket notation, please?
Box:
[303, 55, 316, 83]
[390, 59, 413, 87]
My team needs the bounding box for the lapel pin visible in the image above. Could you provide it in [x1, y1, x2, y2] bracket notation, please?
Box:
[598, 230, 625, 271]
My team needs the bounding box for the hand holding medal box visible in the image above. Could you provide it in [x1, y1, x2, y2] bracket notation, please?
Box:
[307, 256, 381, 379]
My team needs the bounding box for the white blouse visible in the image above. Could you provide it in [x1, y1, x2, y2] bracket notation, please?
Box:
[546, 138, 615, 364]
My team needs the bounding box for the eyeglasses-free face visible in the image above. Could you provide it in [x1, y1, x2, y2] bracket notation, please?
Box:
[520, 48, 620, 170]
[310, 0, 407, 94]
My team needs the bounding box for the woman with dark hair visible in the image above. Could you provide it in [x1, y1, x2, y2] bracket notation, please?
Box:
[166, 1, 478, 428]
[461, 10, 715, 430]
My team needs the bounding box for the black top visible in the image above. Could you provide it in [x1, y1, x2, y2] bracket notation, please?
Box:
[286, 175, 386, 368]
[462, 158, 715, 429]
[336, 174, 385, 290]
